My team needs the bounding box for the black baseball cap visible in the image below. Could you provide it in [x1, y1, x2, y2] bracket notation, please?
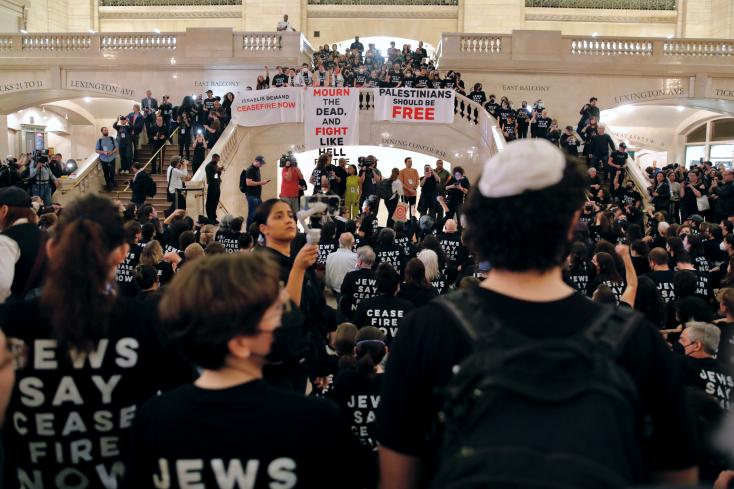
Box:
[0, 187, 31, 208]
[254, 155, 266, 164]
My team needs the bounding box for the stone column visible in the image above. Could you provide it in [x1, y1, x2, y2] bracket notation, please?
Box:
[0, 114, 9, 160]
[462, 0, 523, 33]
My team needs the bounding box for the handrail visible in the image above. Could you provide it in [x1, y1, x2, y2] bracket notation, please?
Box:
[121, 126, 181, 194]
[58, 151, 101, 192]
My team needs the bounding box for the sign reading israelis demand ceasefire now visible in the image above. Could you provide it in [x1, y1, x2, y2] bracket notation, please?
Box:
[232, 87, 302, 126]
[304, 87, 360, 150]
[374, 88, 455, 124]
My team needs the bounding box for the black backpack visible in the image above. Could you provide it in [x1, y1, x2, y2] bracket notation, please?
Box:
[145, 174, 157, 198]
[377, 178, 393, 201]
[430, 289, 644, 489]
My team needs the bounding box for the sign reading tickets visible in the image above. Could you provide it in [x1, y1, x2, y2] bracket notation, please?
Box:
[374, 88, 455, 124]
[304, 87, 360, 150]
[232, 87, 302, 126]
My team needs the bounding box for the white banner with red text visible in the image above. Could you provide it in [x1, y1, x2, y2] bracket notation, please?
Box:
[373, 88, 455, 124]
[304, 87, 360, 150]
[231, 87, 303, 126]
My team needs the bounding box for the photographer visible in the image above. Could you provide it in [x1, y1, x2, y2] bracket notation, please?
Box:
[419, 163, 440, 220]
[280, 154, 303, 214]
[113, 115, 134, 174]
[0, 156, 21, 189]
[577, 97, 600, 133]
[359, 155, 382, 210]
[205, 153, 224, 224]
[150, 115, 167, 173]
[166, 156, 190, 216]
[95, 126, 117, 192]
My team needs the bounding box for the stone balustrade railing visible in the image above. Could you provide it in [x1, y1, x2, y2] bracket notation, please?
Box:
[0, 30, 311, 63]
[438, 32, 734, 67]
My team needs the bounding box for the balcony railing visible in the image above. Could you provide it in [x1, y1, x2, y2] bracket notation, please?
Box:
[99, 0, 240, 5]
[525, 0, 676, 8]
[438, 32, 734, 67]
[308, 0, 457, 4]
[0, 30, 312, 64]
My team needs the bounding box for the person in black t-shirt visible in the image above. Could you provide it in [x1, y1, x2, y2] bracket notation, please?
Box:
[483, 94, 499, 118]
[116, 221, 144, 296]
[340, 246, 378, 319]
[354, 263, 414, 344]
[609, 143, 629, 189]
[1, 194, 195, 489]
[468, 83, 487, 106]
[374, 228, 407, 274]
[125, 253, 361, 489]
[515, 101, 531, 139]
[530, 108, 551, 140]
[560, 126, 580, 157]
[441, 167, 470, 221]
[241, 155, 270, 228]
[376, 139, 697, 487]
[645, 247, 677, 304]
[418, 164, 440, 220]
[677, 322, 733, 411]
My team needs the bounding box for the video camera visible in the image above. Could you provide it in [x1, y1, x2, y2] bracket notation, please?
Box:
[279, 151, 297, 168]
[32, 149, 50, 165]
[358, 155, 376, 168]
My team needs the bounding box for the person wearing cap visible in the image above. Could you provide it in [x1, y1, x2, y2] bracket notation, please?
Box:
[609, 142, 629, 198]
[203, 89, 215, 115]
[113, 114, 134, 174]
[375, 139, 697, 488]
[29, 152, 59, 206]
[0, 186, 46, 303]
[241, 155, 271, 228]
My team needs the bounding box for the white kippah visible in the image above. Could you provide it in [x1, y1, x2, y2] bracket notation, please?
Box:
[478, 139, 566, 198]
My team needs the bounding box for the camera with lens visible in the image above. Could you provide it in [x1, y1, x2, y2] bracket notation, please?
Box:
[279, 151, 297, 168]
[32, 149, 49, 165]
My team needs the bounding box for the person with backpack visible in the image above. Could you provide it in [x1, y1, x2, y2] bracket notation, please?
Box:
[130, 161, 156, 209]
[376, 139, 698, 488]
[95, 126, 118, 192]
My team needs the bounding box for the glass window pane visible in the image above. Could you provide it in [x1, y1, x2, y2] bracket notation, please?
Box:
[686, 124, 707, 143]
[711, 144, 733, 158]
[685, 145, 705, 168]
[712, 119, 734, 142]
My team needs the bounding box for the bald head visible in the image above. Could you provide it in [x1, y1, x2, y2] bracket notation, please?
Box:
[339, 232, 355, 250]
[444, 219, 458, 233]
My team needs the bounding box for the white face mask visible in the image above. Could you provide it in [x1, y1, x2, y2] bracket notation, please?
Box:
[721, 241, 727, 251]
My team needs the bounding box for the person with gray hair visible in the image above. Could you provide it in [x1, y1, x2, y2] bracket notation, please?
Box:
[325, 232, 358, 295]
[339, 245, 378, 319]
[678, 321, 733, 410]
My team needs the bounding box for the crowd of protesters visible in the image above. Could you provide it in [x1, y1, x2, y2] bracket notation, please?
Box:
[4, 30, 734, 489]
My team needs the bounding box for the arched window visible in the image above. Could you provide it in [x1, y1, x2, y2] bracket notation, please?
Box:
[684, 118, 734, 169]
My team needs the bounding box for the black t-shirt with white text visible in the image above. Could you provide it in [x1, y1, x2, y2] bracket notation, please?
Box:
[354, 295, 414, 345]
[330, 370, 383, 451]
[682, 356, 733, 411]
[375, 243, 407, 273]
[215, 230, 242, 254]
[340, 268, 378, 319]
[438, 233, 463, 264]
[116, 243, 143, 296]
[644, 270, 677, 303]
[123, 380, 361, 488]
[1, 297, 195, 489]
